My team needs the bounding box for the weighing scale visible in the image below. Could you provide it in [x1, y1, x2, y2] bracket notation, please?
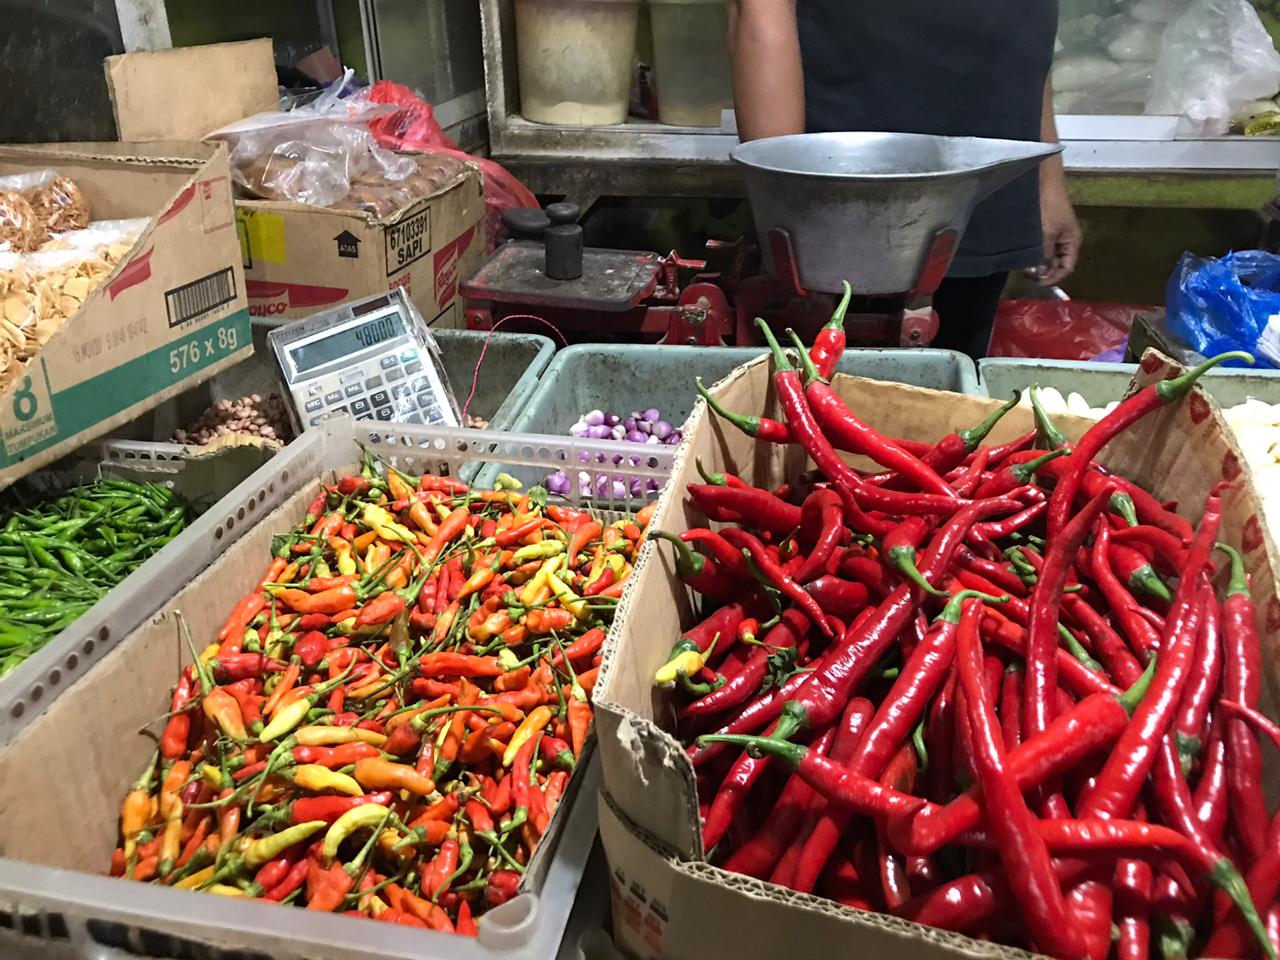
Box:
[463, 133, 1060, 348]
[268, 289, 460, 435]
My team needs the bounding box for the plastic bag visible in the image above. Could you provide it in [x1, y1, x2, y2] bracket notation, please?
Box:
[0, 189, 44, 253]
[0, 169, 91, 239]
[365, 80, 539, 250]
[206, 69, 416, 209]
[1166, 250, 1280, 367]
[988, 299, 1153, 361]
[1148, 0, 1280, 135]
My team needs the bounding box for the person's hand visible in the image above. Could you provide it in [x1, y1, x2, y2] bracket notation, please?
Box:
[1037, 182, 1082, 287]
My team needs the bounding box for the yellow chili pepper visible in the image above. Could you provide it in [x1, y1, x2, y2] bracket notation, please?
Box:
[157, 806, 183, 877]
[293, 725, 387, 747]
[206, 884, 246, 897]
[332, 539, 356, 577]
[290, 764, 363, 796]
[654, 648, 706, 686]
[198, 643, 220, 667]
[545, 570, 589, 621]
[362, 504, 417, 545]
[175, 865, 216, 890]
[503, 704, 555, 767]
[240, 820, 327, 868]
[518, 556, 561, 606]
[511, 540, 564, 564]
[312, 559, 332, 580]
[258, 695, 311, 742]
[323, 803, 393, 863]
[199, 763, 225, 790]
[278, 561, 299, 584]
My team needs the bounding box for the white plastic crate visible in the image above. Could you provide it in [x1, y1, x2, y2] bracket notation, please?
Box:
[0, 417, 674, 960]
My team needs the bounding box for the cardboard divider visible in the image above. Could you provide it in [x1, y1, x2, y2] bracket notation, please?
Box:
[594, 351, 1280, 958]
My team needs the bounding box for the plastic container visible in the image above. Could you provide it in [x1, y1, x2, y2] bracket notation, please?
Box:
[648, 0, 732, 127]
[979, 357, 1280, 411]
[0, 419, 671, 960]
[474, 344, 979, 489]
[515, 0, 640, 126]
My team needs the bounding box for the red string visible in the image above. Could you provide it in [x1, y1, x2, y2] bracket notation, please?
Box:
[460, 315, 571, 421]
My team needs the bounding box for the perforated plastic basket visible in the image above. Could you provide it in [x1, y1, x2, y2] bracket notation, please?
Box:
[0, 438, 273, 747]
[476, 343, 979, 490]
[0, 418, 673, 960]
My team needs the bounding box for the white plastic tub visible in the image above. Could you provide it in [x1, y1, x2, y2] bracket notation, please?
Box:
[515, 0, 640, 126]
[649, 0, 732, 127]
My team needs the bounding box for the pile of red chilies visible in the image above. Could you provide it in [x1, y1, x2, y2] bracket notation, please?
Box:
[656, 315, 1274, 959]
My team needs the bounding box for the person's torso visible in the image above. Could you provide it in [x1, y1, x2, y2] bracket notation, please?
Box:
[797, 0, 1060, 274]
[798, 0, 1058, 140]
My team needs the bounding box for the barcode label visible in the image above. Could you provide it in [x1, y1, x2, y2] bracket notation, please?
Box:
[165, 268, 236, 328]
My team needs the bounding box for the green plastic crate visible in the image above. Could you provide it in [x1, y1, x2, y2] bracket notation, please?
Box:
[475, 344, 979, 488]
[979, 357, 1280, 411]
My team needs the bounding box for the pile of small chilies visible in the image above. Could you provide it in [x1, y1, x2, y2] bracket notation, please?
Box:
[658, 314, 1280, 959]
[111, 458, 650, 934]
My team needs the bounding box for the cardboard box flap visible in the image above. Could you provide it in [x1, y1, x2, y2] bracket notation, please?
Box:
[599, 792, 1039, 960]
[105, 40, 279, 143]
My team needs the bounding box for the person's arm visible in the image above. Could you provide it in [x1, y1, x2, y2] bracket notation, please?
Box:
[728, 0, 805, 141]
[1037, 77, 1082, 286]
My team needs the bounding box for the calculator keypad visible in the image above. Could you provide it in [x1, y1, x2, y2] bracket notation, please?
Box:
[291, 341, 454, 429]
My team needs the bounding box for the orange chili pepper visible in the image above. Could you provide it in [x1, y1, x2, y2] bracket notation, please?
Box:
[423, 506, 469, 566]
[635, 501, 658, 527]
[159, 760, 192, 820]
[353, 529, 379, 553]
[408, 500, 437, 536]
[387, 471, 414, 501]
[271, 584, 358, 615]
[262, 662, 300, 716]
[202, 687, 248, 740]
[353, 757, 436, 796]
[568, 520, 603, 561]
[257, 557, 288, 591]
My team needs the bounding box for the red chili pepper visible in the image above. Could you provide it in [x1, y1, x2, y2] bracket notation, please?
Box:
[218, 593, 265, 643]
[1079, 489, 1222, 821]
[1023, 485, 1116, 741]
[650, 530, 748, 602]
[686, 484, 801, 537]
[954, 596, 1086, 960]
[793, 489, 847, 583]
[920, 393, 1023, 475]
[290, 792, 392, 825]
[722, 527, 835, 638]
[1218, 543, 1269, 864]
[354, 592, 406, 628]
[788, 337, 955, 500]
[210, 653, 283, 683]
[1046, 353, 1245, 538]
[159, 669, 194, 760]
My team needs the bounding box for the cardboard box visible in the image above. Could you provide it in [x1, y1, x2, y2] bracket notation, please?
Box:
[105, 42, 487, 330]
[235, 159, 485, 328]
[593, 352, 1280, 957]
[0, 141, 250, 488]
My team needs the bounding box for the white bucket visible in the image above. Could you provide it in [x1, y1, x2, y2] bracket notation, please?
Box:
[515, 0, 641, 126]
[648, 0, 732, 127]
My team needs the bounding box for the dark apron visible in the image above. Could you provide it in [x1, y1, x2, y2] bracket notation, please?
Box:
[798, 0, 1059, 278]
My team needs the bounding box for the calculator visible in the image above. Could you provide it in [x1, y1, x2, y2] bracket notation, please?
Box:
[267, 290, 460, 434]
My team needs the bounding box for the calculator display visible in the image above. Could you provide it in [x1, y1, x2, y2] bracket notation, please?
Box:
[289, 313, 402, 374]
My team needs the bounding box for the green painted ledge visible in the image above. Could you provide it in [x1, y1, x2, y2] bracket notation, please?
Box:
[1069, 172, 1277, 211]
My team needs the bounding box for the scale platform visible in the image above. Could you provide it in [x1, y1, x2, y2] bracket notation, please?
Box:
[463, 241, 663, 312]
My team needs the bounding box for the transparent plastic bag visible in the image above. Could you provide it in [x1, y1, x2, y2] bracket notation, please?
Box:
[0, 168, 91, 237]
[1148, 0, 1280, 135]
[1166, 250, 1280, 367]
[0, 189, 44, 253]
[206, 69, 415, 209]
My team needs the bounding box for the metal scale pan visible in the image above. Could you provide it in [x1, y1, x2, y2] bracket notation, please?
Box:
[732, 132, 1062, 297]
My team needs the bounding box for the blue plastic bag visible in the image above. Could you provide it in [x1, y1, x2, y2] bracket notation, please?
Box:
[1166, 250, 1280, 368]
[1166, 250, 1280, 366]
